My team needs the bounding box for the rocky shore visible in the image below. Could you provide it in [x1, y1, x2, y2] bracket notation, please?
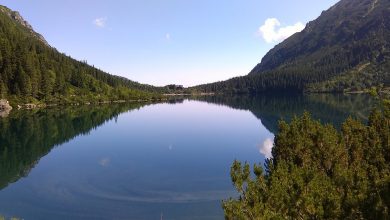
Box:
[0, 99, 12, 117]
[0, 98, 170, 117]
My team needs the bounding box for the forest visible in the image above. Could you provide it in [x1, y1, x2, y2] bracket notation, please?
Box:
[191, 0, 390, 94]
[223, 100, 390, 219]
[0, 6, 164, 105]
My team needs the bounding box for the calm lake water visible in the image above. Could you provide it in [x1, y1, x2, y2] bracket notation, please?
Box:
[0, 94, 378, 219]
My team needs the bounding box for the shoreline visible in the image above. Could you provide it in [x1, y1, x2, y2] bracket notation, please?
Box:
[0, 98, 169, 117]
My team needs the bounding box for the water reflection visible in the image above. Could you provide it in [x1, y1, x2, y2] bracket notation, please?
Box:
[0, 94, 378, 219]
[0, 103, 150, 190]
[193, 93, 377, 133]
[1, 100, 259, 219]
[193, 93, 377, 159]
[259, 138, 274, 159]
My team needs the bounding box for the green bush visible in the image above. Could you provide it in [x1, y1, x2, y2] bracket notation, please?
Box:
[223, 102, 390, 219]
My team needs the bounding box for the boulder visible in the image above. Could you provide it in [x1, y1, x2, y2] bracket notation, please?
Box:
[0, 99, 12, 117]
[0, 99, 12, 111]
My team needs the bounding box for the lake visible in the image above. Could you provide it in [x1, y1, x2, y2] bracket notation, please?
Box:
[0, 94, 378, 219]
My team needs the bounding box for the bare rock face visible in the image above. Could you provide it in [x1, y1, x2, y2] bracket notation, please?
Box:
[250, 0, 390, 75]
[0, 6, 49, 47]
[0, 99, 12, 117]
[0, 99, 12, 110]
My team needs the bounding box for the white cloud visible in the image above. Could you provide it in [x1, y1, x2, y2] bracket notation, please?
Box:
[165, 33, 171, 41]
[259, 138, 274, 159]
[99, 158, 110, 167]
[258, 18, 304, 43]
[93, 17, 107, 28]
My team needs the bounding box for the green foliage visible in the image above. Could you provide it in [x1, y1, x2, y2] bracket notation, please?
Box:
[192, 0, 390, 94]
[369, 87, 379, 97]
[223, 104, 390, 219]
[306, 61, 390, 93]
[0, 6, 163, 104]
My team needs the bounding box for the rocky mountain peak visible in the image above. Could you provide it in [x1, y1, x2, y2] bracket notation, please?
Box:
[0, 6, 49, 47]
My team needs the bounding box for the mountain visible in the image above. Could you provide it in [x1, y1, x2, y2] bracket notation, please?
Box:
[192, 0, 390, 93]
[0, 7, 49, 47]
[0, 5, 163, 105]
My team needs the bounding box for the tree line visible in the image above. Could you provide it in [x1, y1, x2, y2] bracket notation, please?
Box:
[0, 6, 164, 105]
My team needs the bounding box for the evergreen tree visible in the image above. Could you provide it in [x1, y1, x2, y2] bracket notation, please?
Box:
[0, 5, 164, 104]
[223, 102, 390, 219]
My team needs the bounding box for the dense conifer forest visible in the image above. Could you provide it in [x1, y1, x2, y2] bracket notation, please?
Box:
[0, 0, 389, 219]
[223, 100, 390, 219]
[0, 6, 164, 105]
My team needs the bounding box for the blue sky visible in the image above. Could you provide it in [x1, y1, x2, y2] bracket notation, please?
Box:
[2, 0, 339, 86]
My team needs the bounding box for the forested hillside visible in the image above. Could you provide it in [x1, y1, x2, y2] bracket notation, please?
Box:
[0, 6, 163, 105]
[192, 0, 390, 94]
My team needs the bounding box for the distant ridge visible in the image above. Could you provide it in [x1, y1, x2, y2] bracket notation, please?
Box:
[192, 0, 390, 93]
